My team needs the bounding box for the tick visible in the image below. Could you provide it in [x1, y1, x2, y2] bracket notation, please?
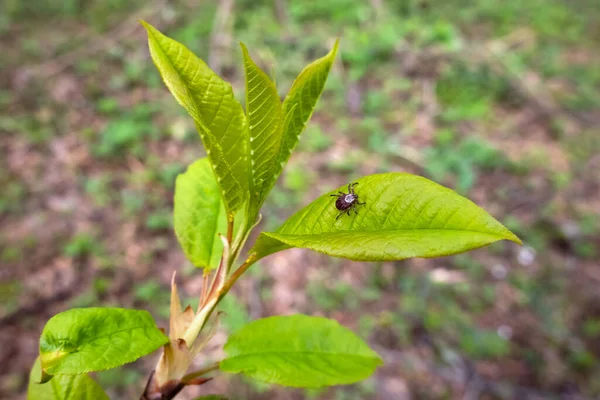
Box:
[330, 182, 366, 219]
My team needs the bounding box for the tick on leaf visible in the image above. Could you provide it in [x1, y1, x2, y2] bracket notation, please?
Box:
[330, 182, 366, 219]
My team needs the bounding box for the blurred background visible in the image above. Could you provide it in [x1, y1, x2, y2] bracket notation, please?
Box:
[1, 0, 599, 399]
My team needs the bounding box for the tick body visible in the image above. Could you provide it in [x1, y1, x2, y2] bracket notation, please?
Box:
[330, 182, 366, 219]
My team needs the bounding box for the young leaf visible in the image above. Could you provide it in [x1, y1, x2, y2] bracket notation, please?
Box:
[240, 43, 283, 211]
[174, 158, 227, 270]
[142, 21, 249, 214]
[28, 357, 108, 400]
[39, 308, 168, 375]
[220, 315, 382, 388]
[251, 173, 521, 261]
[277, 40, 338, 173]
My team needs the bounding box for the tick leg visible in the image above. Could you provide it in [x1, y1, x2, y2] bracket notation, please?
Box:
[348, 182, 358, 194]
[336, 212, 344, 220]
[330, 194, 338, 197]
[357, 201, 366, 205]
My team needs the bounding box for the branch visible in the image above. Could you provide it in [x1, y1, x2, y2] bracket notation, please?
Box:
[220, 254, 257, 296]
[27, 1, 165, 78]
[208, 0, 234, 75]
[199, 271, 211, 308]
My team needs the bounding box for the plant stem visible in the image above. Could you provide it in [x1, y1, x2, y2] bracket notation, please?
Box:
[183, 294, 218, 346]
[183, 254, 257, 346]
[199, 271, 210, 308]
[226, 218, 234, 244]
[220, 254, 257, 296]
[144, 218, 256, 399]
[201, 218, 235, 308]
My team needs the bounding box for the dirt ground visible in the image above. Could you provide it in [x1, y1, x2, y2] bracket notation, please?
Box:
[1, 1, 599, 399]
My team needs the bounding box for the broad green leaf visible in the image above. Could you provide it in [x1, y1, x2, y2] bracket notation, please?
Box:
[142, 21, 249, 214]
[277, 40, 338, 171]
[40, 308, 168, 375]
[28, 357, 108, 400]
[174, 158, 227, 270]
[251, 173, 521, 261]
[240, 43, 283, 212]
[220, 315, 382, 388]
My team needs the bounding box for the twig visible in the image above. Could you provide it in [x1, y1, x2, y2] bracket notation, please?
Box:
[208, 0, 234, 75]
[371, 343, 593, 400]
[27, 1, 165, 78]
[220, 255, 257, 297]
[273, 0, 291, 38]
[203, 255, 225, 308]
[463, 37, 590, 128]
[199, 270, 210, 309]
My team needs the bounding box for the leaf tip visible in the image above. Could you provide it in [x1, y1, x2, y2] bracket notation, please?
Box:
[506, 231, 523, 246]
[140, 20, 165, 42]
[330, 38, 340, 57]
[39, 368, 53, 384]
[139, 19, 151, 31]
[140, 20, 159, 41]
[495, 220, 522, 246]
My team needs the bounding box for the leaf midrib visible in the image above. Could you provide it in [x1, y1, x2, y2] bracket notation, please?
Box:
[272, 227, 509, 238]
[267, 104, 294, 191]
[147, 24, 245, 212]
[225, 349, 380, 361]
[45, 321, 166, 374]
[146, 27, 200, 120]
[241, 45, 284, 207]
[44, 323, 163, 356]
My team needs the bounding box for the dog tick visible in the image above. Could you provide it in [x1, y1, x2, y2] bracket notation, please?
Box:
[330, 182, 366, 219]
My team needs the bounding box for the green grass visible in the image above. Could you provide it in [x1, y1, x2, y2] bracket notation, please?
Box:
[93, 104, 160, 159]
[63, 233, 103, 258]
[424, 130, 512, 193]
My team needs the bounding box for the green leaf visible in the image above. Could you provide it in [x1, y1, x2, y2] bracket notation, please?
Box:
[174, 158, 227, 269]
[40, 308, 168, 375]
[220, 314, 382, 388]
[28, 357, 108, 400]
[251, 173, 521, 261]
[278, 40, 338, 171]
[142, 21, 249, 214]
[240, 43, 284, 212]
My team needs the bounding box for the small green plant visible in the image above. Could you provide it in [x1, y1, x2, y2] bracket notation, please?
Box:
[27, 22, 521, 400]
[425, 129, 511, 194]
[93, 104, 159, 159]
[63, 233, 102, 258]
